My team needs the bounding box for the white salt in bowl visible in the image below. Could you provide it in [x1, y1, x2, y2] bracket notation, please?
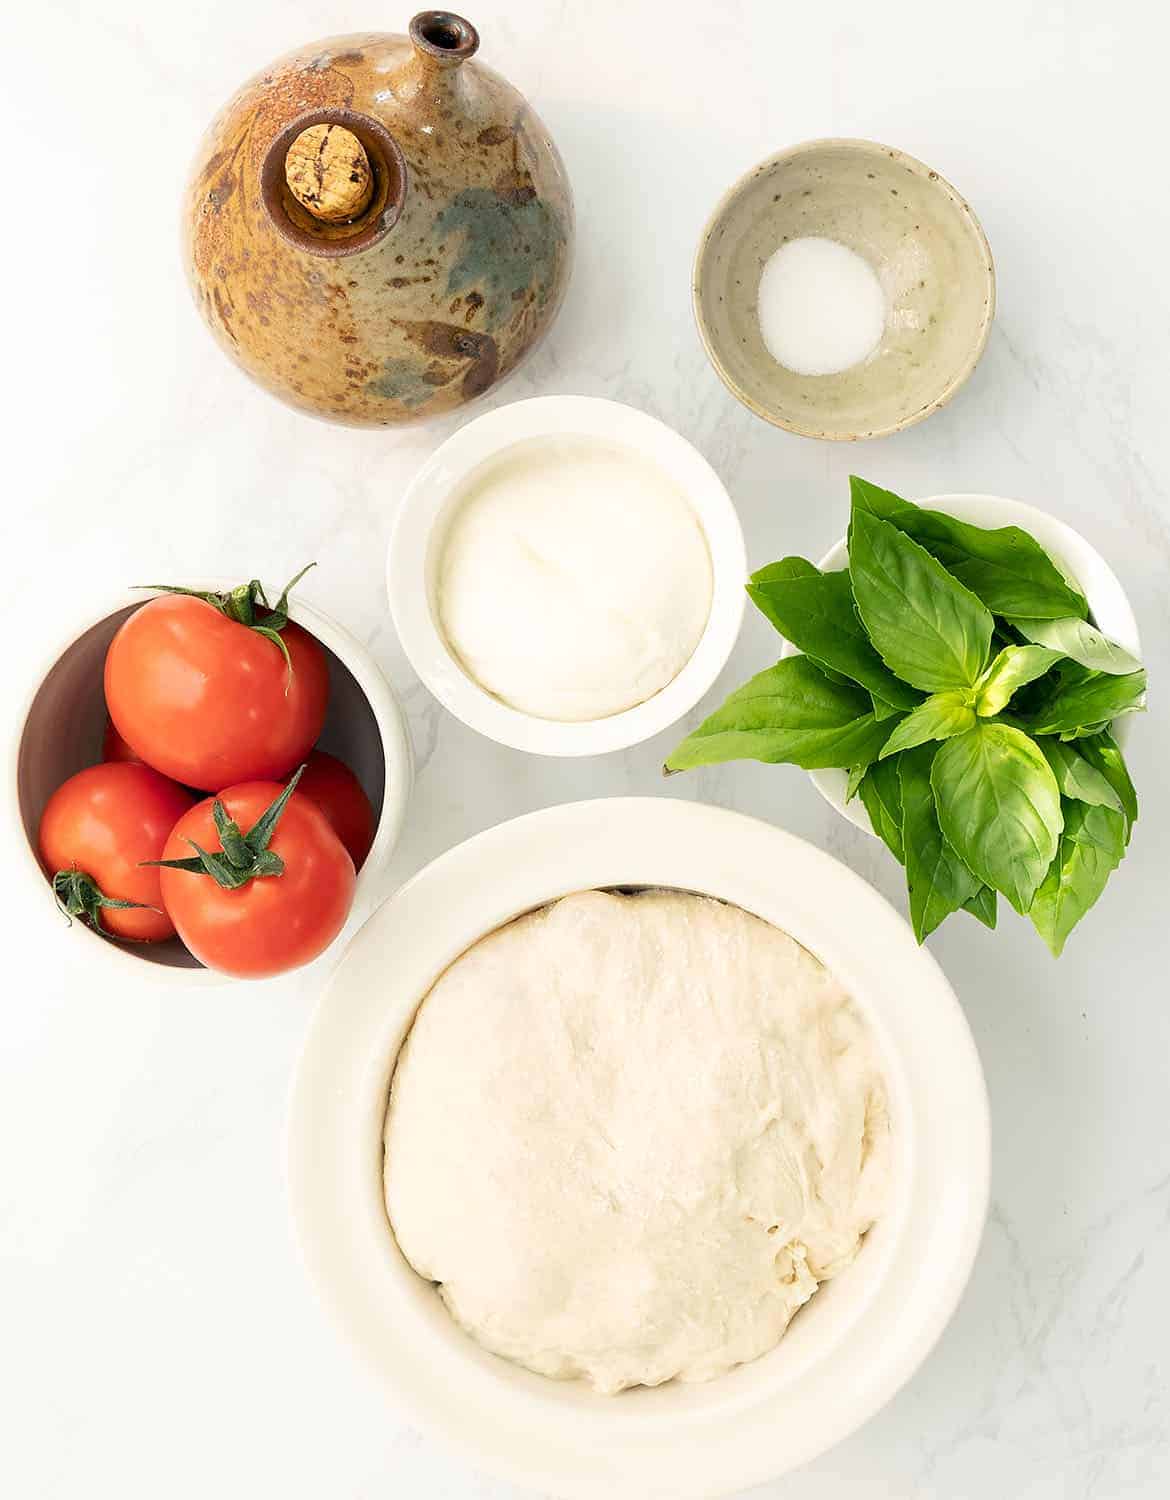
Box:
[387, 395, 746, 756]
[288, 797, 990, 1498]
[784, 494, 1143, 833]
[694, 139, 995, 439]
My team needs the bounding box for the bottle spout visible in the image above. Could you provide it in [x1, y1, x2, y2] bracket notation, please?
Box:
[409, 10, 480, 67]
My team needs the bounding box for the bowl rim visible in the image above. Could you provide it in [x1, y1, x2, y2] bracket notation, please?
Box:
[7, 583, 413, 988]
[287, 796, 991, 1498]
[781, 493, 1144, 833]
[386, 395, 747, 757]
[692, 137, 997, 440]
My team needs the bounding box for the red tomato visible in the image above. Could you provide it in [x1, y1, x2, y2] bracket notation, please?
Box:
[102, 718, 140, 763]
[104, 594, 329, 792]
[158, 781, 355, 978]
[297, 750, 375, 870]
[38, 763, 195, 942]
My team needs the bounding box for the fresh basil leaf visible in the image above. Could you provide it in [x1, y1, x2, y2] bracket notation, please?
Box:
[801, 661, 854, 687]
[963, 886, 998, 929]
[859, 756, 905, 863]
[1059, 724, 1110, 742]
[879, 691, 976, 758]
[747, 568, 921, 709]
[947, 550, 1086, 621]
[849, 476, 1088, 619]
[1037, 739, 1123, 813]
[1004, 681, 1058, 721]
[845, 763, 868, 803]
[1047, 658, 1095, 688]
[749, 557, 821, 585]
[899, 744, 982, 941]
[1026, 668, 1147, 738]
[1007, 615, 1141, 675]
[1029, 800, 1127, 956]
[848, 508, 994, 693]
[870, 693, 901, 721]
[931, 722, 1063, 914]
[1078, 730, 1138, 837]
[975, 645, 1064, 717]
[664, 656, 891, 772]
[849, 476, 914, 523]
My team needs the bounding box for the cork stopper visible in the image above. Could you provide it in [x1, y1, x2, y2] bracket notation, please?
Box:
[284, 124, 373, 223]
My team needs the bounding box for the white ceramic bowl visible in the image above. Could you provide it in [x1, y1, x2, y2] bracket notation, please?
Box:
[781, 494, 1143, 834]
[9, 585, 413, 986]
[288, 797, 990, 1498]
[387, 396, 746, 756]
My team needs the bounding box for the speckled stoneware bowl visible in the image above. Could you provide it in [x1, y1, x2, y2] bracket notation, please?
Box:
[694, 140, 995, 440]
[183, 11, 573, 427]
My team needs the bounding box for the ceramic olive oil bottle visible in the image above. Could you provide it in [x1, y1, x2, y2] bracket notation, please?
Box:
[183, 12, 573, 426]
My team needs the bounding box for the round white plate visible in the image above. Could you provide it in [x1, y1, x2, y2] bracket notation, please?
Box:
[288, 797, 990, 1499]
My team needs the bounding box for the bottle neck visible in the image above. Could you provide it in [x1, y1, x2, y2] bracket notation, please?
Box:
[394, 11, 479, 105]
[408, 10, 480, 66]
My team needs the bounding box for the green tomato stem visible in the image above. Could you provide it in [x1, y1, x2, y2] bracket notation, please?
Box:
[51, 869, 158, 935]
[133, 565, 317, 687]
[143, 766, 305, 891]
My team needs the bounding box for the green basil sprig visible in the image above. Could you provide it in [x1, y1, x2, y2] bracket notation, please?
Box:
[663, 656, 890, 772]
[665, 478, 1144, 955]
[1029, 801, 1127, 956]
[1077, 730, 1138, 836]
[1007, 614, 1141, 674]
[851, 478, 1089, 619]
[1025, 665, 1147, 738]
[974, 645, 1063, 716]
[849, 508, 994, 692]
[898, 743, 983, 941]
[931, 722, 1063, 914]
[746, 563, 921, 709]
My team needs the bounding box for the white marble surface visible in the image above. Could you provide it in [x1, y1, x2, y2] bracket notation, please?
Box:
[3, 0, 1169, 1494]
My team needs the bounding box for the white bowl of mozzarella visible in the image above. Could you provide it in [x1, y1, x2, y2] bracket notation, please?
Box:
[386, 395, 746, 756]
[288, 798, 990, 1498]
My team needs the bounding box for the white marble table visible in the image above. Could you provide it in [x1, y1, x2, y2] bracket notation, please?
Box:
[4, 1, 1169, 1494]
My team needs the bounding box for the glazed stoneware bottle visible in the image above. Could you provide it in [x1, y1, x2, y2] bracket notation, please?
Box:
[183, 11, 573, 426]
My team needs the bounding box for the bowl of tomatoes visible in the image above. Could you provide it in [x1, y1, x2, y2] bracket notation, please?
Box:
[11, 571, 412, 983]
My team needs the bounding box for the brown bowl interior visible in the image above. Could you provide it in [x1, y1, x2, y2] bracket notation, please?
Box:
[16, 605, 386, 971]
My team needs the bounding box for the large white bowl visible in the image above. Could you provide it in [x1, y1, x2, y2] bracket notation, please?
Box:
[782, 493, 1143, 834]
[387, 396, 746, 757]
[9, 585, 413, 987]
[288, 797, 990, 1498]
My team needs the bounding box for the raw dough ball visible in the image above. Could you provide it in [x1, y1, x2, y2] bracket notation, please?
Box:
[383, 890, 891, 1394]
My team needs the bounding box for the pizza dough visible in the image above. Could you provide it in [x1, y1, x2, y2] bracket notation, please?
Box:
[383, 890, 892, 1394]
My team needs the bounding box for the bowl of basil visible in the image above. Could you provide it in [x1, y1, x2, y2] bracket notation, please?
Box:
[665, 478, 1144, 955]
